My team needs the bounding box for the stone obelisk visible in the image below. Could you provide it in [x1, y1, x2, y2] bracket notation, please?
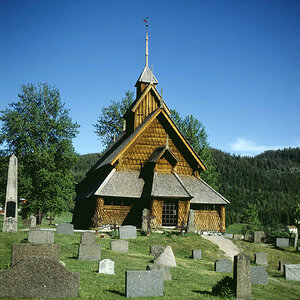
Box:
[2, 154, 18, 232]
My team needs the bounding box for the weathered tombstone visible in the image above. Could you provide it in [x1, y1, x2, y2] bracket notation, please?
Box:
[78, 244, 101, 261]
[147, 264, 172, 280]
[11, 243, 61, 265]
[276, 237, 289, 248]
[30, 215, 36, 227]
[233, 234, 244, 240]
[284, 264, 300, 281]
[2, 155, 18, 232]
[233, 253, 251, 299]
[244, 234, 252, 242]
[224, 233, 233, 239]
[192, 249, 202, 260]
[0, 256, 79, 298]
[251, 266, 268, 284]
[98, 259, 115, 275]
[254, 252, 268, 266]
[111, 240, 129, 252]
[81, 232, 95, 244]
[56, 223, 74, 235]
[253, 231, 266, 243]
[215, 259, 232, 272]
[150, 245, 165, 259]
[187, 209, 195, 233]
[119, 225, 137, 239]
[28, 230, 54, 244]
[125, 270, 163, 298]
[23, 219, 31, 228]
[154, 245, 176, 267]
[142, 208, 150, 232]
[278, 261, 290, 272]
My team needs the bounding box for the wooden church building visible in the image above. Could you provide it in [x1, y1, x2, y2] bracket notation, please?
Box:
[73, 30, 229, 232]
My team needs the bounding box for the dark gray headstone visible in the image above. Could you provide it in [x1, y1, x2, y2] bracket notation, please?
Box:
[142, 208, 150, 232]
[276, 238, 289, 248]
[11, 243, 60, 266]
[254, 252, 268, 266]
[0, 256, 79, 298]
[284, 264, 300, 281]
[119, 225, 137, 239]
[81, 232, 95, 244]
[233, 253, 251, 299]
[192, 249, 202, 260]
[23, 219, 31, 228]
[78, 244, 101, 260]
[28, 230, 54, 244]
[56, 223, 74, 235]
[146, 264, 172, 280]
[251, 266, 268, 284]
[233, 234, 244, 240]
[150, 245, 165, 259]
[278, 261, 291, 272]
[215, 259, 232, 272]
[187, 209, 195, 233]
[125, 270, 163, 298]
[253, 231, 266, 243]
[111, 240, 129, 252]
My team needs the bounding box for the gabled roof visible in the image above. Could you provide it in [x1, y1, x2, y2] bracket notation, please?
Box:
[135, 66, 158, 86]
[147, 146, 179, 164]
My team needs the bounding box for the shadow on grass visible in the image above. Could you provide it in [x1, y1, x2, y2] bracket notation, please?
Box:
[192, 290, 212, 295]
[67, 256, 78, 259]
[107, 290, 125, 297]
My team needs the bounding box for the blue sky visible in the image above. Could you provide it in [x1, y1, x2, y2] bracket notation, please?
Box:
[0, 0, 299, 156]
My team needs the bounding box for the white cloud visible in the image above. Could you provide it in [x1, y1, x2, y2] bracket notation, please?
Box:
[228, 138, 299, 156]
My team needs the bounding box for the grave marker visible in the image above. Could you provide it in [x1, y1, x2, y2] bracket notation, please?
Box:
[251, 266, 268, 284]
[111, 240, 129, 252]
[142, 208, 155, 235]
[81, 232, 95, 244]
[119, 225, 137, 239]
[28, 230, 54, 244]
[146, 264, 172, 281]
[78, 244, 101, 261]
[98, 259, 115, 275]
[284, 264, 300, 281]
[215, 259, 232, 272]
[233, 253, 251, 299]
[192, 249, 202, 260]
[276, 238, 289, 248]
[278, 261, 290, 272]
[154, 245, 176, 267]
[150, 245, 165, 259]
[254, 252, 268, 266]
[253, 231, 266, 243]
[56, 223, 74, 235]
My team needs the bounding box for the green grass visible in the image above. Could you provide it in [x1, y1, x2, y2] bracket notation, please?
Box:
[0, 227, 300, 299]
[225, 223, 246, 234]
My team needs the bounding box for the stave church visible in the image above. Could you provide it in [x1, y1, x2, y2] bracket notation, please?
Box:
[72, 29, 229, 232]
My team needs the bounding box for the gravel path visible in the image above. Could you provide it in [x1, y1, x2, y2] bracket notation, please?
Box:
[202, 235, 240, 261]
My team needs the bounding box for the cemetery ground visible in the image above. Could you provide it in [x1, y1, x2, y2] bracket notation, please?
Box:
[0, 216, 299, 299]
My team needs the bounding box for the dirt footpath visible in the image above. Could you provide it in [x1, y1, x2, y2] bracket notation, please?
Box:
[202, 235, 240, 260]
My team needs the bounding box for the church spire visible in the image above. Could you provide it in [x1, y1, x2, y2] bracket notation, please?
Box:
[145, 29, 149, 67]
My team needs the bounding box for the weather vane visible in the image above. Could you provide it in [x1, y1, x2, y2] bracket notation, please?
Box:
[143, 17, 149, 28]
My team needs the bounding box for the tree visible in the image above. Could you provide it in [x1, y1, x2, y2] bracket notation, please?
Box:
[240, 203, 261, 234]
[0, 83, 79, 220]
[170, 110, 219, 189]
[94, 91, 134, 148]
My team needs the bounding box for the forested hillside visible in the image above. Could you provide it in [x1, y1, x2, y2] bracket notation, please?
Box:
[72, 148, 300, 229]
[212, 147, 300, 228]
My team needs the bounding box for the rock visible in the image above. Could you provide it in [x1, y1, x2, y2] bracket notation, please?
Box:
[154, 245, 176, 267]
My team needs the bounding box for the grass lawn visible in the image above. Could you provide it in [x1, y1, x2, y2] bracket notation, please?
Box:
[0, 217, 300, 299]
[225, 223, 246, 235]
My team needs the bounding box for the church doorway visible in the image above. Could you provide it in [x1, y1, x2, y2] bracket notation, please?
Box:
[162, 201, 178, 226]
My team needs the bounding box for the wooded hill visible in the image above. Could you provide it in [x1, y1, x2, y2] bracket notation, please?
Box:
[73, 147, 300, 229]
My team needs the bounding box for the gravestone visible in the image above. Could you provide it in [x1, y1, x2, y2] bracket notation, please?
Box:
[233, 253, 251, 299]
[233, 234, 244, 240]
[215, 259, 232, 272]
[56, 223, 74, 235]
[111, 240, 129, 252]
[278, 261, 290, 272]
[253, 231, 266, 243]
[28, 230, 54, 244]
[30, 215, 37, 227]
[119, 225, 137, 239]
[244, 234, 252, 242]
[251, 266, 268, 284]
[254, 252, 268, 266]
[81, 232, 95, 244]
[0, 256, 79, 298]
[150, 245, 165, 259]
[2, 155, 18, 232]
[142, 208, 150, 232]
[187, 209, 195, 233]
[147, 264, 172, 280]
[98, 259, 115, 275]
[224, 233, 233, 239]
[11, 243, 60, 265]
[154, 245, 176, 267]
[276, 238, 289, 248]
[125, 270, 163, 298]
[23, 219, 31, 228]
[192, 249, 202, 260]
[284, 264, 300, 281]
[78, 244, 101, 261]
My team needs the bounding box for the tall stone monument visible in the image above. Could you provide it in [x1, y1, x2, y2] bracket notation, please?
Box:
[2, 154, 18, 232]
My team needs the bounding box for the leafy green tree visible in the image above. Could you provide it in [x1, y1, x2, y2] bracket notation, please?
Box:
[94, 91, 134, 148]
[0, 83, 79, 219]
[170, 110, 219, 189]
[241, 203, 262, 234]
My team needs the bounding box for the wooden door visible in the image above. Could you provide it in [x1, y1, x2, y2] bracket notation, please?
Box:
[162, 201, 178, 226]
